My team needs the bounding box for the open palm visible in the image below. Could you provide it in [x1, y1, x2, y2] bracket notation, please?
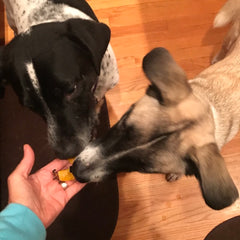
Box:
[8, 144, 85, 228]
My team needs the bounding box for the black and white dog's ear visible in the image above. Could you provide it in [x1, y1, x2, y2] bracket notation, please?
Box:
[142, 47, 192, 105]
[67, 19, 111, 75]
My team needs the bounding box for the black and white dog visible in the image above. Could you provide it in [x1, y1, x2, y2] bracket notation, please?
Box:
[0, 0, 119, 158]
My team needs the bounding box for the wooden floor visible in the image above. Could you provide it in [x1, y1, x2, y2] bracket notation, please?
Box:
[0, 3, 5, 45]
[3, 0, 240, 239]
[87, 1, 240, 239]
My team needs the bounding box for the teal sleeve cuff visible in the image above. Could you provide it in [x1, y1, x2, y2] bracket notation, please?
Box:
[0, 203, 46, 240]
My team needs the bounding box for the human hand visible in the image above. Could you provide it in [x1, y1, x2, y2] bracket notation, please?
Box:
[7, 144, 86, 228]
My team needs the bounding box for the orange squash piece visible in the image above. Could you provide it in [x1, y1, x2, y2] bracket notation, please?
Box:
[57, 158, 75, 181]
[57, 168, 75, 181]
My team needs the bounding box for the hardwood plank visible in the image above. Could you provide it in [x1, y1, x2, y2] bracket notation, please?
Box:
[4, 9, 14, 44]
[0, 2, 5, 44]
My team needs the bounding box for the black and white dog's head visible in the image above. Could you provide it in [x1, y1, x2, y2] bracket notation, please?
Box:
[72, 48, 239, 210]
[0, 19, 110, 158]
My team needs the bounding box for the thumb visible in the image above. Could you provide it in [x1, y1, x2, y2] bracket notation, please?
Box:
[13, 144, 35, 177]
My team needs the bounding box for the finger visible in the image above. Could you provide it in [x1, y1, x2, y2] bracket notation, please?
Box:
[40, 159, 70, 172]
[13, 144, 35, 177]
[65, 182, 86, 200]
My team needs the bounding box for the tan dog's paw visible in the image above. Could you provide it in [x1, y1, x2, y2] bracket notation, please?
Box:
[165, 173, 181, 182]
[211, 51, 225, 65]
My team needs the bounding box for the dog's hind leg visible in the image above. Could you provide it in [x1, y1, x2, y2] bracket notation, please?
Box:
[212, 21, 240, 64]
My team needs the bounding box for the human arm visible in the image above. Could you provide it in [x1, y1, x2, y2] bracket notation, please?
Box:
[0, 144, 85, 240]
[0, 203, 46, 240]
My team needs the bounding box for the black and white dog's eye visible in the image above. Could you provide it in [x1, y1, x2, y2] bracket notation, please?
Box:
[66, 84, 77, 96]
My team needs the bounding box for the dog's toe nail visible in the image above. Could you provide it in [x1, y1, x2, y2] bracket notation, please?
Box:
[166, 173, 179, 182]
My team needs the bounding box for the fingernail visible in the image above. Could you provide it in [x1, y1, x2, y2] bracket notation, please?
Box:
[23, 144, 29, 152]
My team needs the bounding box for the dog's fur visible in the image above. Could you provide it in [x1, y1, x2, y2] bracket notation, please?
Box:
[71, 0, 240, 210]
[0, 0, 119, 158]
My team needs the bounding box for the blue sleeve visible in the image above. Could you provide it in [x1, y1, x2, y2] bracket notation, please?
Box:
[0, 203, 46, 240]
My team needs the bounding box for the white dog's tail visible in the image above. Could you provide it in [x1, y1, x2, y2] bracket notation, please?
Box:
[214, 0, 240, 28]
[212, 0, 240, 63]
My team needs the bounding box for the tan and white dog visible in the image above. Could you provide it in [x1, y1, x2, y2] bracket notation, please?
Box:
[71, 0, 240, 210]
